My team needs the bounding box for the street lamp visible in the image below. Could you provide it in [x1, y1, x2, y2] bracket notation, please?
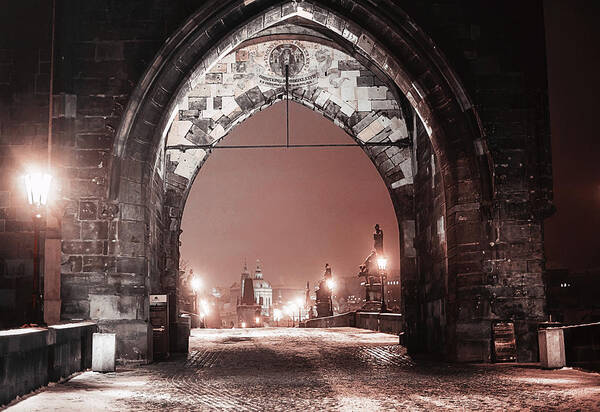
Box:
[377, 257, 387, 272]
[326, 278, 335, 291]
[377, 256, 388, 312]
[190, 276, 202, 327]
[273, 308, 282, 327]
[25, 172, 52, 212]
[200, 298, 210, 328]
[190, 276, 202, 293]
[24, 171, 52, 325]
[295, 297, 303, 323]
[326, 278, 335, 316]
[284, 304, 294, 327]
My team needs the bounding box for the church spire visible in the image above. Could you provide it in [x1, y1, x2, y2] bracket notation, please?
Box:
[241, 259, 250, 277]
[254, 259, 263, 279]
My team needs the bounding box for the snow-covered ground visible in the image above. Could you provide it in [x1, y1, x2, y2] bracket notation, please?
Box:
[5, 327, 600, 411]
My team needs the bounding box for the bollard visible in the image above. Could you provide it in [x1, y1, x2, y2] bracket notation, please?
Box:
[92, 333, 116, 372]
[538, 328, 566, 369]
[175, 315, 191, 353]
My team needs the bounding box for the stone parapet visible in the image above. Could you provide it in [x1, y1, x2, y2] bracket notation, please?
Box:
[0, 322, 97, 407]
[303, 311, 403, 336]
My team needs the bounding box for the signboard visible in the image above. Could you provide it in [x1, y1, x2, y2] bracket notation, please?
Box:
[150, 294, 168, 304]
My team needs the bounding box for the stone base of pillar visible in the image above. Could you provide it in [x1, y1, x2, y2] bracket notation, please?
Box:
[44, 299, 61, 325]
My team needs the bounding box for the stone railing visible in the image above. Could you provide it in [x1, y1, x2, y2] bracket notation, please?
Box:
[302, 311, 357, 328]
[563, 322, 600, 371]
[302, 311, 403, 336]
[355, 312, 404, 335]
[0, 322, 97, 407]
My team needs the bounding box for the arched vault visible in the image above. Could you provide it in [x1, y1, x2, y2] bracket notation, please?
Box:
[164, 35, 413, 190]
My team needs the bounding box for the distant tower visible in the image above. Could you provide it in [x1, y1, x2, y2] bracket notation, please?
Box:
[252, 259, 272, 316]
[254, 259, 263, 279]
[240, 261, 255, 305]
[237, 260, 262, 327]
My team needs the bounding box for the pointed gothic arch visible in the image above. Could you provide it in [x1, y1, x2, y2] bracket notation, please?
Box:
[105, 1, 507, 362]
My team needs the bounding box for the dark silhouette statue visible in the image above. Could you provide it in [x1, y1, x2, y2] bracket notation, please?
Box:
[358, 224, 386, 311]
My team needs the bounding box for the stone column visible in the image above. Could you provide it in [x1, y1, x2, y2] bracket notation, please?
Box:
[44, 214, 61, 325]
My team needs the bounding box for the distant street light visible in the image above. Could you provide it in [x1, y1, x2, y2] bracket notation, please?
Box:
[377, 257, 387, 272]
[273, 308, 282, 327]
[326, 278, 336, 291]
[325, 278, 336, 316]
[24, 171, 52, 325]
[200, 298, 210, 327]
[191, 276, 202, 292]
[377, 256, 388, 312]
[286, 304, 297, 327]
[295, 297, 303, 323]
[200, 299, 210, 314]
[190, 276, 202, 327]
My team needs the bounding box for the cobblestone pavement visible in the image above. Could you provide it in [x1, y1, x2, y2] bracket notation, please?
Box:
[5, 327, 600, 411]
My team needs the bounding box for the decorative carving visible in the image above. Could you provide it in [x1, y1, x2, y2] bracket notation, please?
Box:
[98, 202, 119, 220]
[268, 43, 305, 76]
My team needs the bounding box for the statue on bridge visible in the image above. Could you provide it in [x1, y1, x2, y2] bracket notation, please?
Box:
[358, 224, 388, 312]
[315, 264, 334, 318]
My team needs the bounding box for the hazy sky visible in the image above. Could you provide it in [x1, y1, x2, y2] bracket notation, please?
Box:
[181, 102, 399, 289]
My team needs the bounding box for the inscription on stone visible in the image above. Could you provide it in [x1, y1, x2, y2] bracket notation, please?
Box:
[260, 41, 317, 88]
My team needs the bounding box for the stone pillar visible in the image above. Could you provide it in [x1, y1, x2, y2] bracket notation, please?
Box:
[44, 214, 61, 325]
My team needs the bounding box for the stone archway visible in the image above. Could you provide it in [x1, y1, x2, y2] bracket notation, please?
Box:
[161, 34, 417, 344]
[157, 30, 422, 355]
[89, 0, 546, 363]
[106, 1, 494, 362]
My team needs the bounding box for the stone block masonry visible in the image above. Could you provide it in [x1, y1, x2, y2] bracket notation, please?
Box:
[167, 38, 411, 186]
[0, 0, 552, 363]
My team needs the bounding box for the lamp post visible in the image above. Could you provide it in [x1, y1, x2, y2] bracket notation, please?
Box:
[24, 172, 52, 325]
[190, 276, 202, 328]
[285, 304, 295, 327]
[326, 278, 336, 316]
[199, 298, 210, 328]
[295, 297, 303, 324]
[377, 256, 388, 313]
[273, 308, 282, 327]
